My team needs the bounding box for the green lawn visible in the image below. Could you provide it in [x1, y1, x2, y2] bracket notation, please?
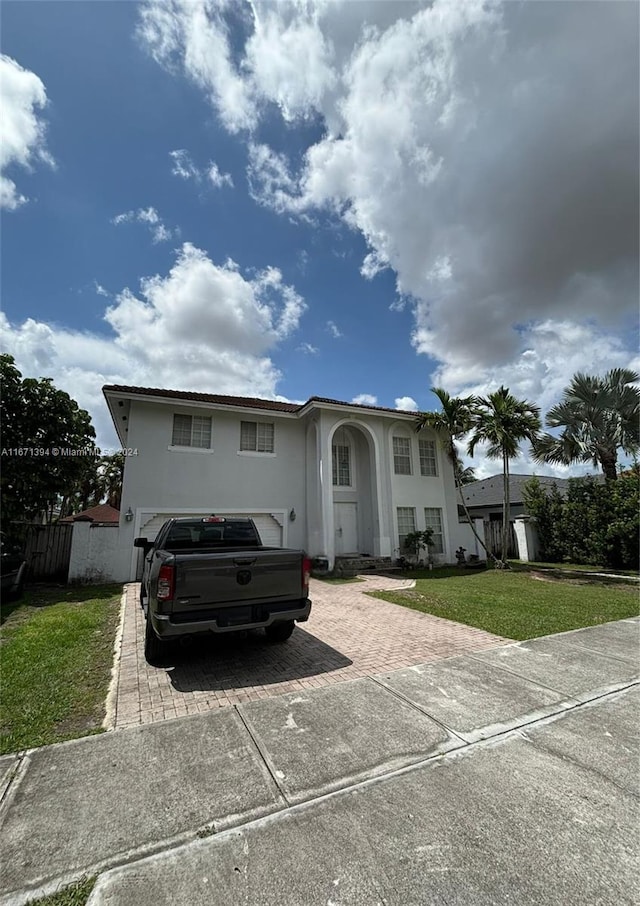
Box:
[0, 584, 122, 755]
[26, 877, 95, 906]
[372, 568, 639, 640]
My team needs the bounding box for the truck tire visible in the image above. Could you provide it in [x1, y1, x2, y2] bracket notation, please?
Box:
[265, 620, 295, 643]
[144, 616, 170, 665]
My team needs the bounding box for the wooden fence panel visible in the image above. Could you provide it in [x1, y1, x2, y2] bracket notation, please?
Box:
[484, 520, 518, 559]
[23, 523, 73, 581]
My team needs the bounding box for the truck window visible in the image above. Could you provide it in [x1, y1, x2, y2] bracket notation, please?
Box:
[163, 520, 260, 550]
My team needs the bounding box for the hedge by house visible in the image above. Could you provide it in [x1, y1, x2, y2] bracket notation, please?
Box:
[523, 471, 639, 571]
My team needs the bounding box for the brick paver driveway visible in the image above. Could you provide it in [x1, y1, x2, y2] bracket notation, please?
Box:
[109, 577, 508, 730]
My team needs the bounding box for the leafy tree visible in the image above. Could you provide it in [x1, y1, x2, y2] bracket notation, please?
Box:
[522, 477, 565, 563]
[98, 452, 124, 509]
[533, 369, 640, 481]
[0, 355, 97, 535]
[415, 388, 500, 567]
[457, 466, 476, 486]
[402, 528, 434, 565]
[467, 387, 542, 564]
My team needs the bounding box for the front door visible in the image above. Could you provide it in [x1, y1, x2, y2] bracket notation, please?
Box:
[334, 502, 358, 555]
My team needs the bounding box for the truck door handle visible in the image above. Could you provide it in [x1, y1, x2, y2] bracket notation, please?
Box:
[234, 558, 256, 566]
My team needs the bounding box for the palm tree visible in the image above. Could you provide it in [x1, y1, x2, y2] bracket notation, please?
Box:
[533, 369, 639, 481]
[467, 387, 542, 564]
[415, 388, 499, 566]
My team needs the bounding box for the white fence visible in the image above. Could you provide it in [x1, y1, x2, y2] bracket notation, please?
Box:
[68, 521, 130, 584]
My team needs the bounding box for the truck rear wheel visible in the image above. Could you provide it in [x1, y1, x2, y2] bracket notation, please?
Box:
[265, 620, 295, 643]
[144, 616, 170, 665]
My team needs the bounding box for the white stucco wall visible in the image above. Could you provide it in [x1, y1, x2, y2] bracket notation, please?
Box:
[109, 394, 471, 577]
[68, 522, 130, 584]
[116, 400, 308, 578]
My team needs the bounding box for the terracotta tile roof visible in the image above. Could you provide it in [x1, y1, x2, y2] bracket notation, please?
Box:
[103, 385, 420, 417]
[60, 504, 120, 524]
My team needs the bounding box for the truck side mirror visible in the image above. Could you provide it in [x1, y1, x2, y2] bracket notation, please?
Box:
[134, 537, 150, 550]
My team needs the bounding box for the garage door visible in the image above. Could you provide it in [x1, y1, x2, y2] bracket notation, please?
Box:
[139, 511, 283, 547]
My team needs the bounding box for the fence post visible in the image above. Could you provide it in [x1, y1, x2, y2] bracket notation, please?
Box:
[513, 515, 538, 562]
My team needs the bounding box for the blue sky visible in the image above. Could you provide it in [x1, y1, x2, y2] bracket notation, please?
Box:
[2, 0, 638, 476]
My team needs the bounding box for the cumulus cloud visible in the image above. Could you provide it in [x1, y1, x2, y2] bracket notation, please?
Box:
[142, 1, 638, 423]
[352, 393, 377, 406]
[111, 206, 176, 244]
[395, 396, 418, 411]
[327, 320, 342, 338]
[0, 54, 54, 210]
[1, 243, 306, 446]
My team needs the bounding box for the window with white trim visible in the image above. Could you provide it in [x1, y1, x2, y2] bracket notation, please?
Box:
[172, 414, 212, 448]
[419, 438, 438, 476]
[332, 443, 351, 486]
[240, 421, 275, 453]
[393, 436, 412, 475]
[397, 507, 416, 553]
[424, 507, 444, 554]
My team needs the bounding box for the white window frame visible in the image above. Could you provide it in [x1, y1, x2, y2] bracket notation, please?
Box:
[397, 506, 416, 554]
[419, 438, 438, 477]
[332, 442, 352, 487]
[239, 420, 275, 454]
[170, 413, 212, 451]
[424, 507, 445, 554]
[393, 435, 412, 475]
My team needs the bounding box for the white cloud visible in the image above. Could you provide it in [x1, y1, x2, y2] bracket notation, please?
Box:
[327, 320, 342, 338]
[297, 342, 318, 355]
[138, 0, 257, 133]
[170, 149, 233, 189]
[395, 396, 418, 411]
[169, 148, 200, 180]
[207, 162, 233, 189]
[94, 282, 109, 298]
[1, 243, 306, 447]
[0, 54, 54, 210]
[111, 206, 176, 244]
[352, 393, 377, 406]
[138, 1, 638, 475]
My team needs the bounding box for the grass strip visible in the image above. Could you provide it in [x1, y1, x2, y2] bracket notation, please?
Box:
[1, 585, 122, 754]
[26, 877, 96, 906]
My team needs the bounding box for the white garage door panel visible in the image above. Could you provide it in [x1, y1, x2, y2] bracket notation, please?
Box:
[139, 511, 283, 546]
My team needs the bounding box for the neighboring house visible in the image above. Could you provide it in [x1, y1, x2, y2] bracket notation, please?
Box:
[60, 504, 120, 525]
[461, 474, 571, 523]
[103, 385, 477, 581]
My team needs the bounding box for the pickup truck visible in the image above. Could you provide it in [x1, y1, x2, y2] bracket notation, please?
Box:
[135, 516, 312, 664]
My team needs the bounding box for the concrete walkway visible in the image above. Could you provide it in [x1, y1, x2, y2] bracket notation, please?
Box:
[110, 577, 506, 729]
[0, 617, 637, 906]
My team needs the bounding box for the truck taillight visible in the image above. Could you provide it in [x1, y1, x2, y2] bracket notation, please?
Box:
[302, 556, 311, 595]
[157, 564, 175, 601]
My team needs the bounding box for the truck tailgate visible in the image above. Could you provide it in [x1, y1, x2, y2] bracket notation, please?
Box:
[171, 548, 303, 613]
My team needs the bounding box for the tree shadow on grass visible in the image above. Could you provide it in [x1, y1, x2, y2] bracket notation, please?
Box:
[167, 627, 353, 694]
[1, 583, 122, 625]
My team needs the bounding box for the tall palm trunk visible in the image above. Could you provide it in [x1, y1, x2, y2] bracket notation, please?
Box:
[599, 449, 618, 481]
[502, 451, 510, 563]
[450, 448, 503, 568]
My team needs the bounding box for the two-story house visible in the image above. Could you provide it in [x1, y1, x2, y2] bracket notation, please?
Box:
[103, 385, 475, 581]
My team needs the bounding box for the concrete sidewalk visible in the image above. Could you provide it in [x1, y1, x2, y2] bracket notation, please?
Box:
[0, 618, 638, 906]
